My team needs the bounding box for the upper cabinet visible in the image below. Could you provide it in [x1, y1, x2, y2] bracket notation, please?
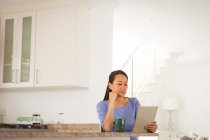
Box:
[0, 5, 89, 88]
[35, 6, 89, 87]
[0, 12, 35, 88]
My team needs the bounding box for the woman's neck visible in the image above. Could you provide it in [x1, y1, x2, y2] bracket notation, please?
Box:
[116, 96, 125, 102]
[115, 97, 128, 107]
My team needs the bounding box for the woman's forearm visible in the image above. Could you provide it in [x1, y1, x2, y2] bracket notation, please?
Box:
[103, 101, 115, 131]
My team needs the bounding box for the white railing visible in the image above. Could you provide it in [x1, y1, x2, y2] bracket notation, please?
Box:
[121, 45, 170, 98]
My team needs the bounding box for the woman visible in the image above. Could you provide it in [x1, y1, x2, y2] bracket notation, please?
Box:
[96, 70, 157, 140]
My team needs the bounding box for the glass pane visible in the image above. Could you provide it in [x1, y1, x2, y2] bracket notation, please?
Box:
[20, 16, 32, 82]
[3, 19, 14, 83]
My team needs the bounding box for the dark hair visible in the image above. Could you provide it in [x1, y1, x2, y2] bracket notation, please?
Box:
[103, 70, 128, 101]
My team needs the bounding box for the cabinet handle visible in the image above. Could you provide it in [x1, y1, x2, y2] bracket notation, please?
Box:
[16, 70, 19, 83]
[36, 69, 39, 83]
[169, 134, 172, 138]
[12, 70, 16, 83]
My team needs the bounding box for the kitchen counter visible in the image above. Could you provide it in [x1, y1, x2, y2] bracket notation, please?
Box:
[0, 129, 158, 138]
[0, 124, 158, 139]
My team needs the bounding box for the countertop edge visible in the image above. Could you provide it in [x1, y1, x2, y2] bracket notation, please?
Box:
[0, 131, 159, 138]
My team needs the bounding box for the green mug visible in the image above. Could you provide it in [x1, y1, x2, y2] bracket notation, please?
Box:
[114, 118, 125, 132]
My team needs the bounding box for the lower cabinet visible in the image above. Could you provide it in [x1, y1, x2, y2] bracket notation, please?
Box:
[159, 130, 182, 140]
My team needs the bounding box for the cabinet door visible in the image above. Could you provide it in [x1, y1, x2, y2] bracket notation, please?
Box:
[35, 7, 76, 87]
[0, 15, 18, 87]
[74, 5, 89, 87]
[0, 12, 35, 88]
[15, 12, 35, 87]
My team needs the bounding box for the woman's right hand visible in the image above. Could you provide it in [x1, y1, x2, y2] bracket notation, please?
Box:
[109, 92, 118, 102]
[102, 92, 118, 132]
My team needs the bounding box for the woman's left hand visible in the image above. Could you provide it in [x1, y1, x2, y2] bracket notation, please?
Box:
[144, 121, 158, 133]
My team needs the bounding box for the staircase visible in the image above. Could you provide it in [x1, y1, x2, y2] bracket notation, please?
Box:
[121, 44, 171, 105]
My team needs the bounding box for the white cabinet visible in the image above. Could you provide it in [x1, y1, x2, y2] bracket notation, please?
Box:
[0, 12, 35, 88]
[0, 5, 89, 88]
[35, 6, 89, 87]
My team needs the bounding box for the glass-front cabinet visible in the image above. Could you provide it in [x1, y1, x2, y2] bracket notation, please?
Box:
[0, 12, 35, 88]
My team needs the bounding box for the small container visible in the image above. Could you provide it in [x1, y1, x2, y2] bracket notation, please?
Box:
[57, 112, 64, 124]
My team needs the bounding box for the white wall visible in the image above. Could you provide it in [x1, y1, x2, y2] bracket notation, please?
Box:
[0, 0, 115, 124]
[176, 64, 210, 136]
[155, 55, 210, 136]
[113, 0, 210, 68]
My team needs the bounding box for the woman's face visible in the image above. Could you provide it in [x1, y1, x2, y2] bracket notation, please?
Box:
[109, 74, 128, 97]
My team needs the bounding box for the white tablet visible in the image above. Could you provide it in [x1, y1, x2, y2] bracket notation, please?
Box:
[132, 106, 158, 132]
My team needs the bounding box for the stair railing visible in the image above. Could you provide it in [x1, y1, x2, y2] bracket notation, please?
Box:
[121, 44, 157, 97]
